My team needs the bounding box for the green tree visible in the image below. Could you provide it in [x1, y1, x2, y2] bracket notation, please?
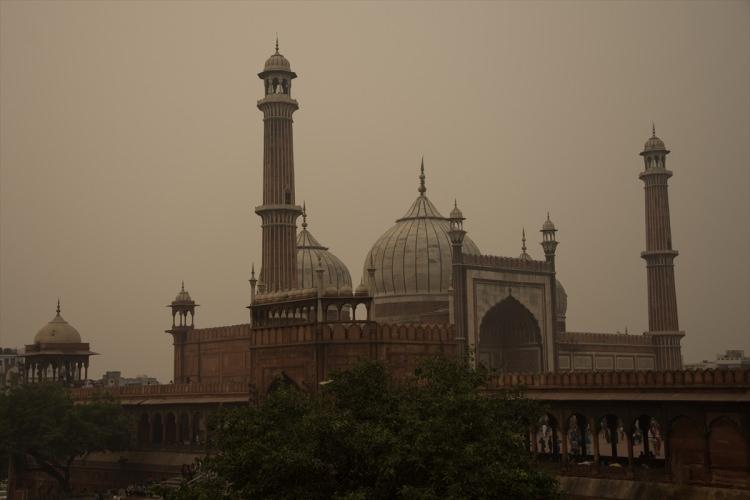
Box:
[0, 382, 131, 493]
[168, 358, 560, 500]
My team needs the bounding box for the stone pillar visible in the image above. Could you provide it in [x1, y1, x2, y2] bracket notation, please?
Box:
[626, 431, 634, 477]
[591, 418, 601, 470]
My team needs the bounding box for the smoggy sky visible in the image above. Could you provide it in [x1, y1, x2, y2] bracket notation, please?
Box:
[1, 1, 748, 382]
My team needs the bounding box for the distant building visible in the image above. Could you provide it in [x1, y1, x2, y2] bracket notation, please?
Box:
[101, 370, 159, 387]
[0, 348, 23, 387]
[685, 350, 750, 370]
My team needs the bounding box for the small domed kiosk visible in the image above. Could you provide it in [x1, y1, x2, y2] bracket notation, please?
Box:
[24, 300, 96, 386]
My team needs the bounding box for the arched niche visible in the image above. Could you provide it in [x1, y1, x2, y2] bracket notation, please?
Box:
[478, 296, 542, 373]
[669, 415, 707, 482]
[708, 417, 749, 477]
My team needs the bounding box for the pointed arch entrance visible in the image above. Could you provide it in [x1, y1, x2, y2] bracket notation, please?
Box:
[478, 296, 543, 372]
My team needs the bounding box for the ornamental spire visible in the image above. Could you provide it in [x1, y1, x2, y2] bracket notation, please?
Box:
[520, 228, 531, 260]
[56, 298, 61, 315]
[302, 201, 308, 228]
[652, 122, 656, 137]
[275, 33, 279, 54]
[418, 157, 426, 196]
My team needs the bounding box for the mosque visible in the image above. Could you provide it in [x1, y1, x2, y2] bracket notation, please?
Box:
[24, 42, 684, 390]
[16, 45, 750, 500]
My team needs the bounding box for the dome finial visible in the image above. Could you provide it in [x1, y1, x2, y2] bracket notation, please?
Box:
[56, 298, 61, 316]
[302, 201, 308, 228]
[418, 157, 426, 196]
[181, 280, 185, 292]
[251, 263, 256, 280]
[652, 122, 656, 137]
[275, 33, 279, 54]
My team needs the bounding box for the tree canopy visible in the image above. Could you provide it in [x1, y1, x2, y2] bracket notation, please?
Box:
[166, 358, 560, 500]
[0, 382, 131, 492]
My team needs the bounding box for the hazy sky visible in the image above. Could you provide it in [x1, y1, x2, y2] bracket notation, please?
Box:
[1, 1, 748, 382]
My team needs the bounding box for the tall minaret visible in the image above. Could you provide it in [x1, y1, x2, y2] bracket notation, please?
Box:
[639, 125, 683, 369]
[255, 39, 303, 292]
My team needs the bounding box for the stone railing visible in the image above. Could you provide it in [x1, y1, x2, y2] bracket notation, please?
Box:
[558, 331, 653, 346]
[70, 381, 249, 402]
[463, 253, 552, 273]
[487, 368, 750, 390]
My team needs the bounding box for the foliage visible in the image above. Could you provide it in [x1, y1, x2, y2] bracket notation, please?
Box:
[0, 383, 131, 492]
[167, 358, 560, 500]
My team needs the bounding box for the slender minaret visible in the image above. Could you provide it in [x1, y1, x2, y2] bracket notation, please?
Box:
[639, 125, 683, 369]
[255, 39, 302, 292]
[448, 200, 467, 361]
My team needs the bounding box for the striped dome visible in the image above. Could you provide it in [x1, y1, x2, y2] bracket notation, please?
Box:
[297, 218, 352, 290]
[363, 192, 480, 297]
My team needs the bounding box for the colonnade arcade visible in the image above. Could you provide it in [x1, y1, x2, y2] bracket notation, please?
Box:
[23, 355, 89, 386]
[529, 406, 749, 485]
[136, 409, 209, 448]
[251, 295, 373, 328]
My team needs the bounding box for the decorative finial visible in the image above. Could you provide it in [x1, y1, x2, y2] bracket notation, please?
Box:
[454, 199, 458, 209]
[56, 298, 61, 315]
[519, 228, 532, 260]
[251, 263, 256, 280]
[302, 201, 308, 228]
[275, 33, 279, 54]
[652, 122, 656, 137]
[181, 280, 185, 292]
[546, 211, 551, 222]
[418, 157, 426, 196]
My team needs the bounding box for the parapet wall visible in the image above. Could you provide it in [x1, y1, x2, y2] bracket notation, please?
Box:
[558, 331, 653, 346]
[463, 253, 553, 273]
[70, 381, 249, 403]
[488, 367, 750, 390]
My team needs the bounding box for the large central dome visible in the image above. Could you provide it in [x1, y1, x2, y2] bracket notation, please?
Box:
[362, 162, 480, 301]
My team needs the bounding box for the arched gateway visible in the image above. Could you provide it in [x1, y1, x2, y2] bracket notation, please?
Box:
[478, 296, 543, 372]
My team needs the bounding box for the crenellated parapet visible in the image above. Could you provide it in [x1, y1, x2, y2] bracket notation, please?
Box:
[558, 331, 654, 346]
[185, 323, 252, 343]
[463, 253, 553, 273]
[487, 367, 750, 392]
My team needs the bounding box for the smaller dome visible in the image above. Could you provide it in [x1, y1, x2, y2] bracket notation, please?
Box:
[643, 135, 666, 152]
[324, 286, 339, 297]
[355, 283, 369, 296]
[34, 303, 82, 344]
[264, 52, 291, 73]
[297, 208, 352, 291]
[172, 282, 194, 305]
[449, 201, 464, 220]
[643, 125, 667, 152]
[339, 285, 353, 296]
[542, 215, 556, 232]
